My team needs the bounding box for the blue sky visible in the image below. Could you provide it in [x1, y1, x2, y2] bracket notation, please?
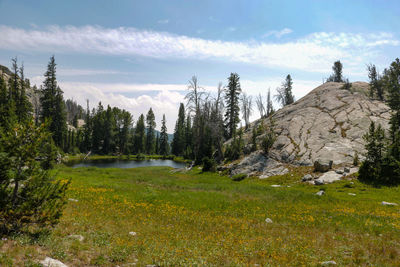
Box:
[0, 0, 399, 131]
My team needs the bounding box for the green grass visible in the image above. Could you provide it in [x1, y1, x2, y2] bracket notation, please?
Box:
[1, 166, 400, 266]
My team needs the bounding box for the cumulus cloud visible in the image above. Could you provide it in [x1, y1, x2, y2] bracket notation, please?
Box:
[0, 25, 397, 74]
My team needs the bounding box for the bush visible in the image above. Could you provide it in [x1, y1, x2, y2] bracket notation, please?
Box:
[202, 157, 216, 172]
[353, 151, 359, 166]
[0, 120, 69, 234]
[231, 173, 247, 181]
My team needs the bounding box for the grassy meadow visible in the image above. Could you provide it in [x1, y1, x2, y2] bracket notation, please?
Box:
[1, 166, 400, 266]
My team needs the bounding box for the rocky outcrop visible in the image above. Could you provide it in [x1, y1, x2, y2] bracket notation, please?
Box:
[223, 82, 390, 179]
[227, 151, 288, 178]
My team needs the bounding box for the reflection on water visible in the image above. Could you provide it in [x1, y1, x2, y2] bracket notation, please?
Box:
[66, 158, 186, 169]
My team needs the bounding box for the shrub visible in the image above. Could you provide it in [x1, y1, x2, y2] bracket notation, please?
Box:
[231, 173, 247, 181]
[202, 157, 216, 172]
[353, 151, 359, 166]
[0, 120, 69, 234]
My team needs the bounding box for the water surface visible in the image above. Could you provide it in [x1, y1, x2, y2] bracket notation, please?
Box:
[67, 158, 186, 169]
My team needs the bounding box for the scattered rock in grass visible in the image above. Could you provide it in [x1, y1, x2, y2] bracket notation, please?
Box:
[348, 193, 356, 196]
[344, 167, 350, 173]
[314, 159, 333, 172]
[265, 218, 273, 223]
[314, 179, 324, 185]
[381, 201, 398, 206]
[321, 260, 337, 265]
[129, 231, 137, 236]
[40, 257, 68, 267]
[68, 234, 84, 242]
[302, 174, 313, 182]
[270, 185, 281, 187]
[68, 198, 78, 202]
[335, 169, 343, 174]
[315, 171, 342, 184]
[316, 190, 325, 196]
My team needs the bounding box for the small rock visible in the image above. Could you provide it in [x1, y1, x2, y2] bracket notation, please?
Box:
[68, 198, 78, 202]
[335, 169, 343, 174]
[302, 174, 313, 182]
[316, 190, 325, 196]
[265, 218, 273, 223]
[68, 234, 84, 242]
[344, 167, 350, 173]
[381, 201, 398, 206]
[348, 193, 356, 196]
[40, 257, 68, 267]
[314, 179, 324, 185]
[129, 231, 137, 236]
[321, 261, 337, 265]
[271, 185, 281, 187]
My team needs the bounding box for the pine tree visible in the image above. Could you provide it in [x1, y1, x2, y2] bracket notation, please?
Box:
[0, 119, 69, 234]
[358, 121, 386, 183]
[224, 73, 241, 139]
[134, 114, 145, 154]
[326, 60, 344, 83]
[40, 56, 67, 148]
[0, 75, 15, 131]
[185, 114, 193, 158]
[275, 75, 294, 107]
[155, 132, 160, 155]
[102, 105, 115, 154]
[16, 63, 32, 122]
[145, 108, 156, 154]
[172, 103, 186, 156]
[266, 89, 274, 116]
[159, 114, 169, 156]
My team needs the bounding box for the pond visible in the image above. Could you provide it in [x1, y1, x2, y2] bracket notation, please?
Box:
[66, 158, 187, 169]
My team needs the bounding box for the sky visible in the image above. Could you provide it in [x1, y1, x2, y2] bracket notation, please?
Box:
[0, 0, 399, 132]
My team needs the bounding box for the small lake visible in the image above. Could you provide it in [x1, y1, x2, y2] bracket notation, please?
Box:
[67, 159, 187, 169]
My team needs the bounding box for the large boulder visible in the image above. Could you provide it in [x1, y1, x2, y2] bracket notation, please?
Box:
[314, 159, 333, 172]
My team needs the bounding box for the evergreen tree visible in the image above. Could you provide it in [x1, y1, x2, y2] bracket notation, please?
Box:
[358, 121, 386, 183]
[0, 75, 15, 131]
[224, 73, 241, 139]
[145, 108, 156, 154]
[102, 105, 115, 154]
[185, 114, 193, 158]
[16, 63, 32, 122]
[159, 114, 169, 156]
[120, 111, 132, 155]
[172, 103, 186, 156]
[155, 132, 160, 154]
[40, 56, 67, 148]
[82, 100, 92, 153]
[327, 60, 344, 82]
[134, 114, 145, 154]
[0, 119, 69, 233]
[275, 75, 294, 107]
[91, 102, 104, 153]
[266, 88, 274, 116]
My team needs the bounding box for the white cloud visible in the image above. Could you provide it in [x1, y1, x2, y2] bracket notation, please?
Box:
[262, 28, 293, 38]
[0, 25, 397, 74]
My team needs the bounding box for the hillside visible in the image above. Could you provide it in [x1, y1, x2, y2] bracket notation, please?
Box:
[227, 82, 391, 177]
